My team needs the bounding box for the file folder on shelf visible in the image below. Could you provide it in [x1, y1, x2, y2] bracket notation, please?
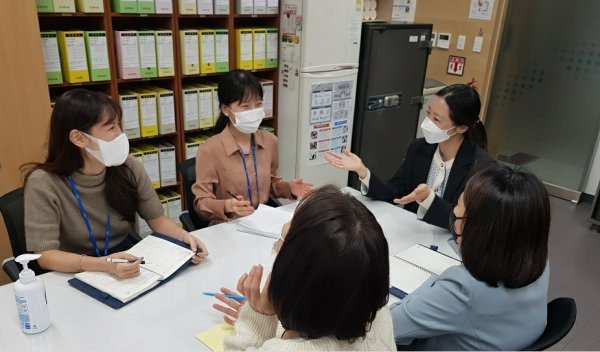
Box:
[41, 32, 63, 85]
[114, 30, 141, 79]
[235, 29, 253, 70]
[138, 30, 158, 78]
[84, 31, 111, 81]
[57, 31, 90, 83]
[198, 29, 216, 74]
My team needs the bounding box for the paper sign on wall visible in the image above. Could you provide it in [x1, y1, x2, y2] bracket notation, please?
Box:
[469, 0, 494, 20]
[447, 55, 466, 76]
[307, 81, 353, 167]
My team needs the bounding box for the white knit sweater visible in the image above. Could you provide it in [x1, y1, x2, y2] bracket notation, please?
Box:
[224, 305, 396, 351]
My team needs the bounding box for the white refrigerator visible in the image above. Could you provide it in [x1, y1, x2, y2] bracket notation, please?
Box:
[277, 0, 363, 187]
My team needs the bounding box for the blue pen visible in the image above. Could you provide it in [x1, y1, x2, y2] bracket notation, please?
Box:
[203, 292, 246, 301]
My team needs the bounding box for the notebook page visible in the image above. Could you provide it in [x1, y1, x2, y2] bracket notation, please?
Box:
[394, 245, 460, 276]
[237, 204, 293, 239]
[126, 235, 194, 279]
[389, 256, 433, 295]
[75, 269, 160, 303]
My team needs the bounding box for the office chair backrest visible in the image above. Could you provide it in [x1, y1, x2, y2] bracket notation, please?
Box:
[0, 188, 26, 256]
[177, 157, 208, 230]
[524, 297, 577, 351]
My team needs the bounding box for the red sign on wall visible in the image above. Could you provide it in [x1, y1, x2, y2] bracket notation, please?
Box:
[447, 55, 466, 76]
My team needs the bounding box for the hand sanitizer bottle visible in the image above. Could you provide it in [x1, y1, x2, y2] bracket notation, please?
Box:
[13, 254, 51, 334]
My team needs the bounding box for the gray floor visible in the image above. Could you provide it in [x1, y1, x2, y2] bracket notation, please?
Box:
[547, 197, 600, 351]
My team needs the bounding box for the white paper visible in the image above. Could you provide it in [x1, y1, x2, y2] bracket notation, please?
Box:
[65, 34, 88, 71]
[156, 32, 174, 72]
[469, 0, 494, 20]
[119, 32, 139, 69]
[87, 33, 109, 69]
[41, 33, 61, 73]
[183, 89, 199, 130]
[127, 236, 194, 279]
[120, 95, 140, 133]
[392, 0, 416, 22]
[200, 32, 215, 64]
[138, 33, 157, 70]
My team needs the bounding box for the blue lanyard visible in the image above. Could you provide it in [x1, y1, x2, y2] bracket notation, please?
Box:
[238, 135, 259, 208]
[67, 176, 111, 257]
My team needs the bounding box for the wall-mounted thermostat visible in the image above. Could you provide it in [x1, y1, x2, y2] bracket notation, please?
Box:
[437, 33, 451, 49]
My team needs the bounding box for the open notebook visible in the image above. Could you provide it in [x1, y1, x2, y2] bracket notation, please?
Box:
[389, 244, 461, 299]
[237, 204, 293, 239]
[73, 235, 194, 304]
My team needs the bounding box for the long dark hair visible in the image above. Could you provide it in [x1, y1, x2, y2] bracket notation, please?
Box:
[22, 89, 139, 222]
[214, 70, 263, 133]
[269, 185, 389, 340]
[436, 84, 488, 150]
[460, 163, 550, 288]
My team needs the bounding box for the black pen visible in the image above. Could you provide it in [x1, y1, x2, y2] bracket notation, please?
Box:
[226, 191, 238, 199]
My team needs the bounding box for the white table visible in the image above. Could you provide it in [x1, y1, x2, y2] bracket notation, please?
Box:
[0, 188, 454, 352]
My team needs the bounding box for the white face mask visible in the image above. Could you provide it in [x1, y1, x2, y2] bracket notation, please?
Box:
[82, 132, 129, 167]
[230, 107, 265, 134]
[421, 116, 457, 144]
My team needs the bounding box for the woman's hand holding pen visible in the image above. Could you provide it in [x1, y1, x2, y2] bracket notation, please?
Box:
[225, 192, 255, 217]
[106, 252, 141, 279]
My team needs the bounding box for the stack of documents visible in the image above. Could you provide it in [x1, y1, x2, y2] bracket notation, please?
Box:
[237, 204, 293, 239]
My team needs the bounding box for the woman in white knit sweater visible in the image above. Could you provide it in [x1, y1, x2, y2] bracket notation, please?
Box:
[214, 186, 395, 351]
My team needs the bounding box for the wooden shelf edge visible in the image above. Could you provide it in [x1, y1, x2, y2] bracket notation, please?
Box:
[129, 133, 178, 142]
[116, 76, 175, 84]
[111, 13, 172, 18]
[48, 81, 110, 88]
[38, 12, 104, 17]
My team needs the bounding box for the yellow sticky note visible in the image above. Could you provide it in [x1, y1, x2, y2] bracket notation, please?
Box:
[196, 323, 235, 352]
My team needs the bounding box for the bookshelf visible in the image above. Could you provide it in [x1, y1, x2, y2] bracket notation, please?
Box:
[36, 0, 280, 214]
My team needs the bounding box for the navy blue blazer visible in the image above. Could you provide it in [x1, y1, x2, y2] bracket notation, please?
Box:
[366, 138, 492, 229]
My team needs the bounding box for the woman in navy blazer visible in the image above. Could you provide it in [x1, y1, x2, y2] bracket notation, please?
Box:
[326, 84, 492, 229]
[391, 163, 551, 350]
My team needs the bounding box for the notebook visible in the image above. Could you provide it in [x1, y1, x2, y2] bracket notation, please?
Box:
[72, 234, 194, 304]
[389, 244, 461, 299]
[236, 204, 293, 239]
[196, 323, 235, 352]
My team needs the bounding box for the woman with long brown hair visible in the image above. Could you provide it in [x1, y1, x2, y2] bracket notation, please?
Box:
[23, 89, 208, 277]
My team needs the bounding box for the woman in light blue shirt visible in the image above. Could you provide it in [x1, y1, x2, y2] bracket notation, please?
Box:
[391, 163, 550, 350]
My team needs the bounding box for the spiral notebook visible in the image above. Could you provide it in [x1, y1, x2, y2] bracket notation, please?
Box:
[389, 244, 461, 298]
